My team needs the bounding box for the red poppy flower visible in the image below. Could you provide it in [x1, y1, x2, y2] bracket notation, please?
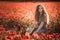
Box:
[47, 34, 52, 39]
[6, 30, 12, 35]
[32, 33, 40, 39]
[0, 27, 5, 31]
[25, 32, 30, 40]
[41, 33, 46, 37]
[19, 37, 24, 40]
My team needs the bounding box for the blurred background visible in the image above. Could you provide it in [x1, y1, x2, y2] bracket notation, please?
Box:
[0, 0, 59, 2]
[0, 1, 60, 40]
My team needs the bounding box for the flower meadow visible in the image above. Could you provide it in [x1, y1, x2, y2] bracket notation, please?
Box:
[0, 2, 60, 40]
[0, 13, 60, 40]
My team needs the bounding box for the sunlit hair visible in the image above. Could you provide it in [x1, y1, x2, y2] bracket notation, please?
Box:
[35, 4, 49, 25]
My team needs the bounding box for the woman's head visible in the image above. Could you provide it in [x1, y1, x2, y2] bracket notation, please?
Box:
[38, 5, 44, 12]
[36, 5, 44, 14]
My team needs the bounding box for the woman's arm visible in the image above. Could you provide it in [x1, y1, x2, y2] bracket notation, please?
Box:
[26, 25, 35, 34]
[34, 21, 44, 33]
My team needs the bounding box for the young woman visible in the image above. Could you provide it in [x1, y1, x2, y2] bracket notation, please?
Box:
[34, 5, 49, 35]
[26, 5, 49, 35]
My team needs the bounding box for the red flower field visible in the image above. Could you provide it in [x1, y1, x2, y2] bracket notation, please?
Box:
[0, 2, 60, 40]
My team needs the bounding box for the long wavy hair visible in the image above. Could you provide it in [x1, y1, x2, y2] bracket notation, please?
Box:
[35, 5, 49, 25]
